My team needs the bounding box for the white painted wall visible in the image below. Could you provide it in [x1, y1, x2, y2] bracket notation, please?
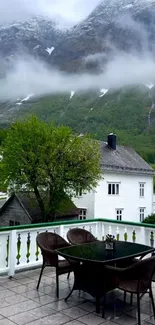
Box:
[94, 172, 153, 222]
[153, 194, 155, 213]
[73, 190, 95, 219]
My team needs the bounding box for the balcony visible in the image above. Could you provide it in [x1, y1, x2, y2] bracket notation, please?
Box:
[0, 218, 155, 324]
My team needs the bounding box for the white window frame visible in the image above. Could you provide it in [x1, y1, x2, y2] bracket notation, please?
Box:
[79, 208, 87, 220]
[139, 183, 145, 197]
[76, 187, 82, 197]
[139, 207, 145, 222]
[116, 209, 123, 221]
[108, 183, 120, 195]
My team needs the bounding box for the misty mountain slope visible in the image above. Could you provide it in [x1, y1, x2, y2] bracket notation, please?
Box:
[0, 17, 65, 73]
[1, 85, 155, 161]
[48, 0, 155, 71]
[1, 0, 155, 72]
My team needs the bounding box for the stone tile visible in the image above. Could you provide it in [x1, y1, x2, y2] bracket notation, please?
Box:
[10, 285, 31, 294]
[0, 300, 40, 317]
[78, 301, 96, 312]
[126, 308, 151, 321]
[17, 277, 35, 285]
[61, 306, 89, 319]
[5, 294, 29, 304]
[46, 299, 77, 311]
[0, 319, 17, 325]
[78, 312, 104, 325]
[145, 315, 155, 324]
[21, 289, 45, 299]
[32, 294, 56, 305]
[25, 318, 49, 325]
[0, 289, 16, 298]
[40, 312, 72, 324]
[113, 314, 138, 325]
[64, 321, 88, 325]
[29, 305, 56, 318]
[1, 280, 22, 288]
[9, 311, 41, 325]
[139, 302, 153, 315]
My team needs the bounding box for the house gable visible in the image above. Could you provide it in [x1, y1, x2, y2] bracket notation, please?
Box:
[0, 195, 32, 226]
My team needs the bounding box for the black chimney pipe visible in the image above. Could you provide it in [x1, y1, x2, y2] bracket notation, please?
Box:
[108, 133, 116, 150]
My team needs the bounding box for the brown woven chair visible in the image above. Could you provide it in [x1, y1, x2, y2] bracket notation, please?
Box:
[36, 232, 73, 298]
[67, 228, 98, 245]
[105, 256, 155, 324]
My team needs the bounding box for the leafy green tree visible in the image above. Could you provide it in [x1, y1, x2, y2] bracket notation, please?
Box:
[0, 115, 102, 221]
[143, 214, 155, 224]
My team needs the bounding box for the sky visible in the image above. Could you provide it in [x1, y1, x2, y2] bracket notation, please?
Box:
[0, 0, 101, 28]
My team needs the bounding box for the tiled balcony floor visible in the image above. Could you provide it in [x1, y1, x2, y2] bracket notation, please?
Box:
[0, 268, 154, 325]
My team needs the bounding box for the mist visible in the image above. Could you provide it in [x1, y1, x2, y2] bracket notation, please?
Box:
[0, 51, 155, 101]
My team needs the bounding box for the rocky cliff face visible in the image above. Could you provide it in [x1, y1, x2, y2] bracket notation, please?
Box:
[1, 0, 155, 73]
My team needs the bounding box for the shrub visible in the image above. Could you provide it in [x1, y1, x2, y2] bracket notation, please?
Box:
[143, 214, 155, 224]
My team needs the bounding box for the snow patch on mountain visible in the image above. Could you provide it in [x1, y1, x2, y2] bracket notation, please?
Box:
[34, 45, 41, 50]
[45, 47, 55, 55]
[21, 94, 34, 102]
[99, 88, 108, 97]
[70, 91, 75, 99]
[143, 83, 154, 89]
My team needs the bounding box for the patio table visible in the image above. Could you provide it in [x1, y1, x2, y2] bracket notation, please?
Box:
[56, 240, 155, 313]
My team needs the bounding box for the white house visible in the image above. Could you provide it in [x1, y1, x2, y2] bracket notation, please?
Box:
[73, 134, 155, 223]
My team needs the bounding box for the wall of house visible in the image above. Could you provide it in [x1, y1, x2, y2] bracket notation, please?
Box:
[72, 190, 95, 219]
[0, 197, 31, 226]
[94, 172, 153, 222]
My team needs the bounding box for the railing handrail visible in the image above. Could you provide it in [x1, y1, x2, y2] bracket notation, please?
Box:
[0, 218, 155, 232]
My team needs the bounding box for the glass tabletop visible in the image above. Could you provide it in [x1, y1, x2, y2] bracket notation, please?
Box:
[57, 241, 155, 264]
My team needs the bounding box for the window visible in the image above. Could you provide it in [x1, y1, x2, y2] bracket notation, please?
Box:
[108, 183, 119, 195]
[140, 183, 145, 197]
[76, 187, 82, 197]
[9, 220, 20, 226]
[116, 209, 123, 221]
[140, 208, 145, 222]
[79, 209, 87, 220]
[9, 220, 14, 226]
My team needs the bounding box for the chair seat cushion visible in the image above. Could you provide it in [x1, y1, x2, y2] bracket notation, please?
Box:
[119, 279, 138, 293]
[58, 259, 77, 275]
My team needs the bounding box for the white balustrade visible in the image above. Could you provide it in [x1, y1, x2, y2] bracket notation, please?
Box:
[0, 219, 154, 276]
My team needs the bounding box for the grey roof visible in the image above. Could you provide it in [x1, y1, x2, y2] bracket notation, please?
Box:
[100, 142, 155, 175]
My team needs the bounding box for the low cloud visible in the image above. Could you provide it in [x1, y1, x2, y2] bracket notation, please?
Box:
[0, 51, 155, 101]
[0, 0, 100, 28]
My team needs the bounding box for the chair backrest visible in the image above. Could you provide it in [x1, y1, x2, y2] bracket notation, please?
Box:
[67, 228, 97, 245]
[36, 232, 69, 251]
[124, 255, 155, 292]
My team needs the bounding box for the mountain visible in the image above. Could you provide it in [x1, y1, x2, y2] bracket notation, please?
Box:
[1, 0, 155, 72]
[1, 83, 155, 163]
[1, 0, 155, 163]
[0, 17, 65, 74]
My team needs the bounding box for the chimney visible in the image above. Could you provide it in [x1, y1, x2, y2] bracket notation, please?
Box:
[107, 133, 116, 150]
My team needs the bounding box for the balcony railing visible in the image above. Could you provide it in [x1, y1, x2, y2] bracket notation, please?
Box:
[0, 218, 155, 277]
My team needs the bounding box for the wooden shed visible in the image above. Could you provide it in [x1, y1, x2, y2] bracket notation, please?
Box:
[0, 192, 79, 226]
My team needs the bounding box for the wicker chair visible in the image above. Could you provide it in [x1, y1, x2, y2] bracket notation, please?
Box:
[67, 228, 97, 245]
[36, 232, 73, 298]
[104, 256, 155, 324]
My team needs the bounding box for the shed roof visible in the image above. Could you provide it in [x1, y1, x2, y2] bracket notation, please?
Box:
[0, 192, 79, 222]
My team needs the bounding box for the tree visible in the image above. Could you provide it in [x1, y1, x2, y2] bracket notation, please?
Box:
[0, 115, 102, 222]
[143, 214, 155, 224]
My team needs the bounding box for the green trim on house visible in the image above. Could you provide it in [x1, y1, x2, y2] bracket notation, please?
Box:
[0, 218, 155, 232]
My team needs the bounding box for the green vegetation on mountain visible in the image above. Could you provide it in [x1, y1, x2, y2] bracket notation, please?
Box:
[0, 84, 155, 164]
